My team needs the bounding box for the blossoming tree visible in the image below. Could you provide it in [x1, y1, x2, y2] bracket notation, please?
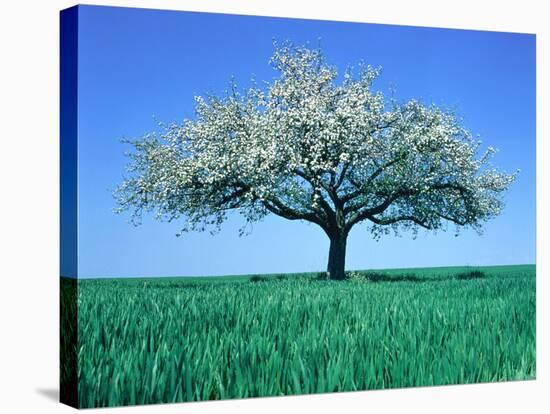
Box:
[115, 43, 517, 280]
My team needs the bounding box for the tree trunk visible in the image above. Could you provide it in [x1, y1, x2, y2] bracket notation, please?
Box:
[326, 233, 347, 280]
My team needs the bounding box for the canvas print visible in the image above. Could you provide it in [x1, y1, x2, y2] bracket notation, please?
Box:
[60, 5, 536, 409]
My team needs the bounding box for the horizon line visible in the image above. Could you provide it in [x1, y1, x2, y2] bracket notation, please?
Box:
[61, 262, 536, 280]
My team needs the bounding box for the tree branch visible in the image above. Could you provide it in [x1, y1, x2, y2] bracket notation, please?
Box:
[436, 212, 467, 226]
[334, 162, 350, 190]
[341, 151, 409, 204]
[262, 196, 330, 234]
[293, 168, 337, 218]
[343, 181, 470, 232]
[369, 214, 431, 229]
[344, 194, 399, 231]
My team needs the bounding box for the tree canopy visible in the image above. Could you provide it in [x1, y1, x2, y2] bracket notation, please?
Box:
[115, 42, 517, 280]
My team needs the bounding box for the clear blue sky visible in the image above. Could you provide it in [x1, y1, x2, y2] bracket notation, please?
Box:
[72, 5, 535, 278]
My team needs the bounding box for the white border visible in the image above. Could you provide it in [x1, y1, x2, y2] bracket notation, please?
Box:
[0, 1, 546, 413]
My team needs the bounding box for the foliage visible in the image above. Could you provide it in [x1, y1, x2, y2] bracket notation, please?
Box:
[114, 42, 517, 245]
[65, 265, 535, 408]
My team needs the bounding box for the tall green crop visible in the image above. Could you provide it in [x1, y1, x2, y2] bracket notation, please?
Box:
[62, 265, 535, 408]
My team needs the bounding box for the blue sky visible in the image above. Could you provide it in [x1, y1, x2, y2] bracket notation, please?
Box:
[71, 5, 535, 278]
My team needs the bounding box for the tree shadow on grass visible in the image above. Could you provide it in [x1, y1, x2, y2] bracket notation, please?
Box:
[344, 270, 486, 283]
[363, 272, 423, 282]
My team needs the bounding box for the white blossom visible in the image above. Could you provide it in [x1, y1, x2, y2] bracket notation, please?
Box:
[114, 42, 516, 245]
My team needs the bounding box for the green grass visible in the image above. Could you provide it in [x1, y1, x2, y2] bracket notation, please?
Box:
[62, 264, 536, 408]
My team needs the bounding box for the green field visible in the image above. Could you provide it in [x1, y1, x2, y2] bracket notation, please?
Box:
[61, 264, 536, 408]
